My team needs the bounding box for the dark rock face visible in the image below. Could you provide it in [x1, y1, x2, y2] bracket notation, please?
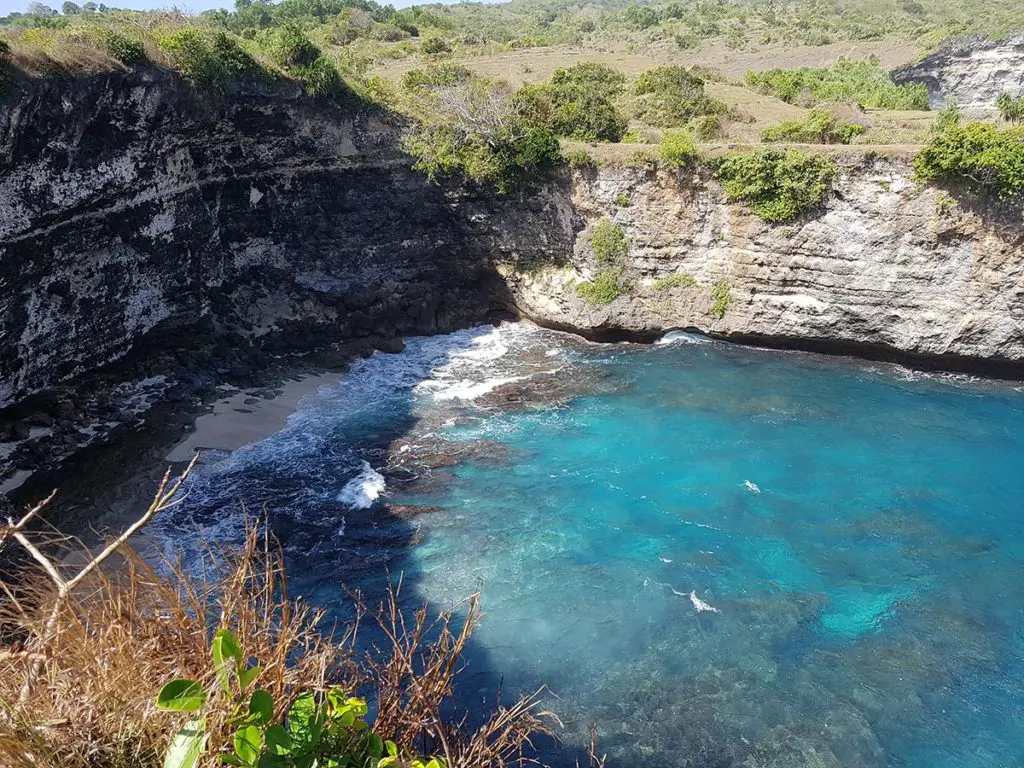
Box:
[891, 35, 1024, 110]
[0, 68, 576, 408]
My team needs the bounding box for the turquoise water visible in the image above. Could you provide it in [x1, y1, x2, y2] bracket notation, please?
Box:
[166, 324, 1024, 768]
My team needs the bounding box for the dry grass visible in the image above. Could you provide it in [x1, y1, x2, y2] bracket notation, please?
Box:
[0, 474, 554, 768]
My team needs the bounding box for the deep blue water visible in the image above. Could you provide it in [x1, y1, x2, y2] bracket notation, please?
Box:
[163, 324, 1024, 768]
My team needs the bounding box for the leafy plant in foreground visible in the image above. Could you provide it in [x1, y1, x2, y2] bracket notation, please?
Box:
[157, 628, 432, 768]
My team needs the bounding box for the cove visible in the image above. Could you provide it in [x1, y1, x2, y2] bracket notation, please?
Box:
[156, 323, 1024, 768]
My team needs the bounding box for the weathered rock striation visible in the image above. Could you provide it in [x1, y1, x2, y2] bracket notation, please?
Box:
[892, 35, 1024, 111]
[0, 68, 575, 410]
[1, 67, 1023, 422]
[508, 161, 1024, 375]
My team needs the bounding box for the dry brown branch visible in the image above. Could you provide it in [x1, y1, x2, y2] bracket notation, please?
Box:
[0, 464, 555, 768]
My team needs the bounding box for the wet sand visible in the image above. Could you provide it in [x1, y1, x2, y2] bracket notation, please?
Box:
[166, 373, 343, 462]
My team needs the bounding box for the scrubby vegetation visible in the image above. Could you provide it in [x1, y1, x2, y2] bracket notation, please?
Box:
[708, 280, 732, 318]
[658, 130, 697, 169]
[576, 269, 624, 305]
[0, 472, 553, 768]
[914, 109, 1024, 200]
[628, 65, 727, 128]
[158, 28, 265, 91]
[996, 92, 1024, 125]
[576, 219, 629, 305]
[653, 272, 697, 290]
[589, 218, 628, 264]
[395, 64, 561, 193]
[547, 62, 627, 142]
[761, 108, 866, 144]
[746, 58, 930, 110]
[716, 148, 839, 222]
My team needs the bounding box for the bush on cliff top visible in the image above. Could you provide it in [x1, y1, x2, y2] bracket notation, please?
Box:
[628, 65, 728, 128]
[548, 62, 628, 143]
[716, 147, 838, 222]
[761, 108, 865, 144]
[914, 119, 1024, 200]
[745, 58, 930, 110]
[397, 67, 561, 194]
[659, 130, 697, 169]
[159, 28, 265, 91]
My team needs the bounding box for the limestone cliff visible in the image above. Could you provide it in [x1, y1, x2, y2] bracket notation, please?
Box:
[0, 68, 574, 408]
[1, 69, 1023, 418]
[506, 160, 1024, 376]
[892, 35, 1024, 111]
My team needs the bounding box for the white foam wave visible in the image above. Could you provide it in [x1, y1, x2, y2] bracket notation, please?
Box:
[419, 374, 531, 402]
[690, 591, 721, 613]
[656, 330, 711, 346]
[336, 461, 386, 509]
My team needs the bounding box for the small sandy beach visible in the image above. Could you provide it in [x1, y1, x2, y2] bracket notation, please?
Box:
[166, 373, 343, 462]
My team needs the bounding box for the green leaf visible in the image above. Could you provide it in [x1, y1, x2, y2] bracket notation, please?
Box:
[258, 754, 288, 768]
[248, 689, 274, 726]
[212, 629, 244, 693]
[368, 732, 383, 760]
[238, 665, 263, 692]
[287, 692, 324, 752]
[233, 725, 262, 765]
[221, 756, 246, 766]
[157, 680, 206, 712]
[385, 741, 398, 758]
[265, 724, 293, 756]
[163, 718, 207, 768]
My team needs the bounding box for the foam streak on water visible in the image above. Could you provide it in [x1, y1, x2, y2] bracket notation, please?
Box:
[157, 322, 1024, 768]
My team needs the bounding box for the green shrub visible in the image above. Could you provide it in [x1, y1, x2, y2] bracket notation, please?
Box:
[565, 147, 593, 169]
[630, 65, 728, 128]
[159, 29, 262, 90]
[716, 148, 838, 222]
[297, 55, 343, 99]
[674, 30, 699, 49]
[996, 92, 1024, 124]
[589, 218, 627, 263]
[708, 280, 732, 318]
[745, 58, 930, 110]
[614, 192, 630, 207]
[155, 629, 450, 768]
[913, 120, 1024, 200]
[576, 270, 623, 305]
[262, 23, 318, 68]
[400, 61, 471, 91]
[421, 36, 451, 54]
[653, 272, 697, 290]
[548, 62, 628, 142]
[97, 28, 146, 64]
[760, 108, 866, 144]
[689, 114, 723, 140]
[401, 76, 561, 193]
[659, 130, 697, 169]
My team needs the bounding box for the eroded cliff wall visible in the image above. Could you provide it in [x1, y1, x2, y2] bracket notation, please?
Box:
[2, 70, 1023, 415]
[506, 160, 1024, 375]
[892, 35, 1024, 111]
[0, 68, 575, 408]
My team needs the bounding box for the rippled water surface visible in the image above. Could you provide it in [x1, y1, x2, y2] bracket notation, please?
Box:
[163, 324, 1024, 768]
